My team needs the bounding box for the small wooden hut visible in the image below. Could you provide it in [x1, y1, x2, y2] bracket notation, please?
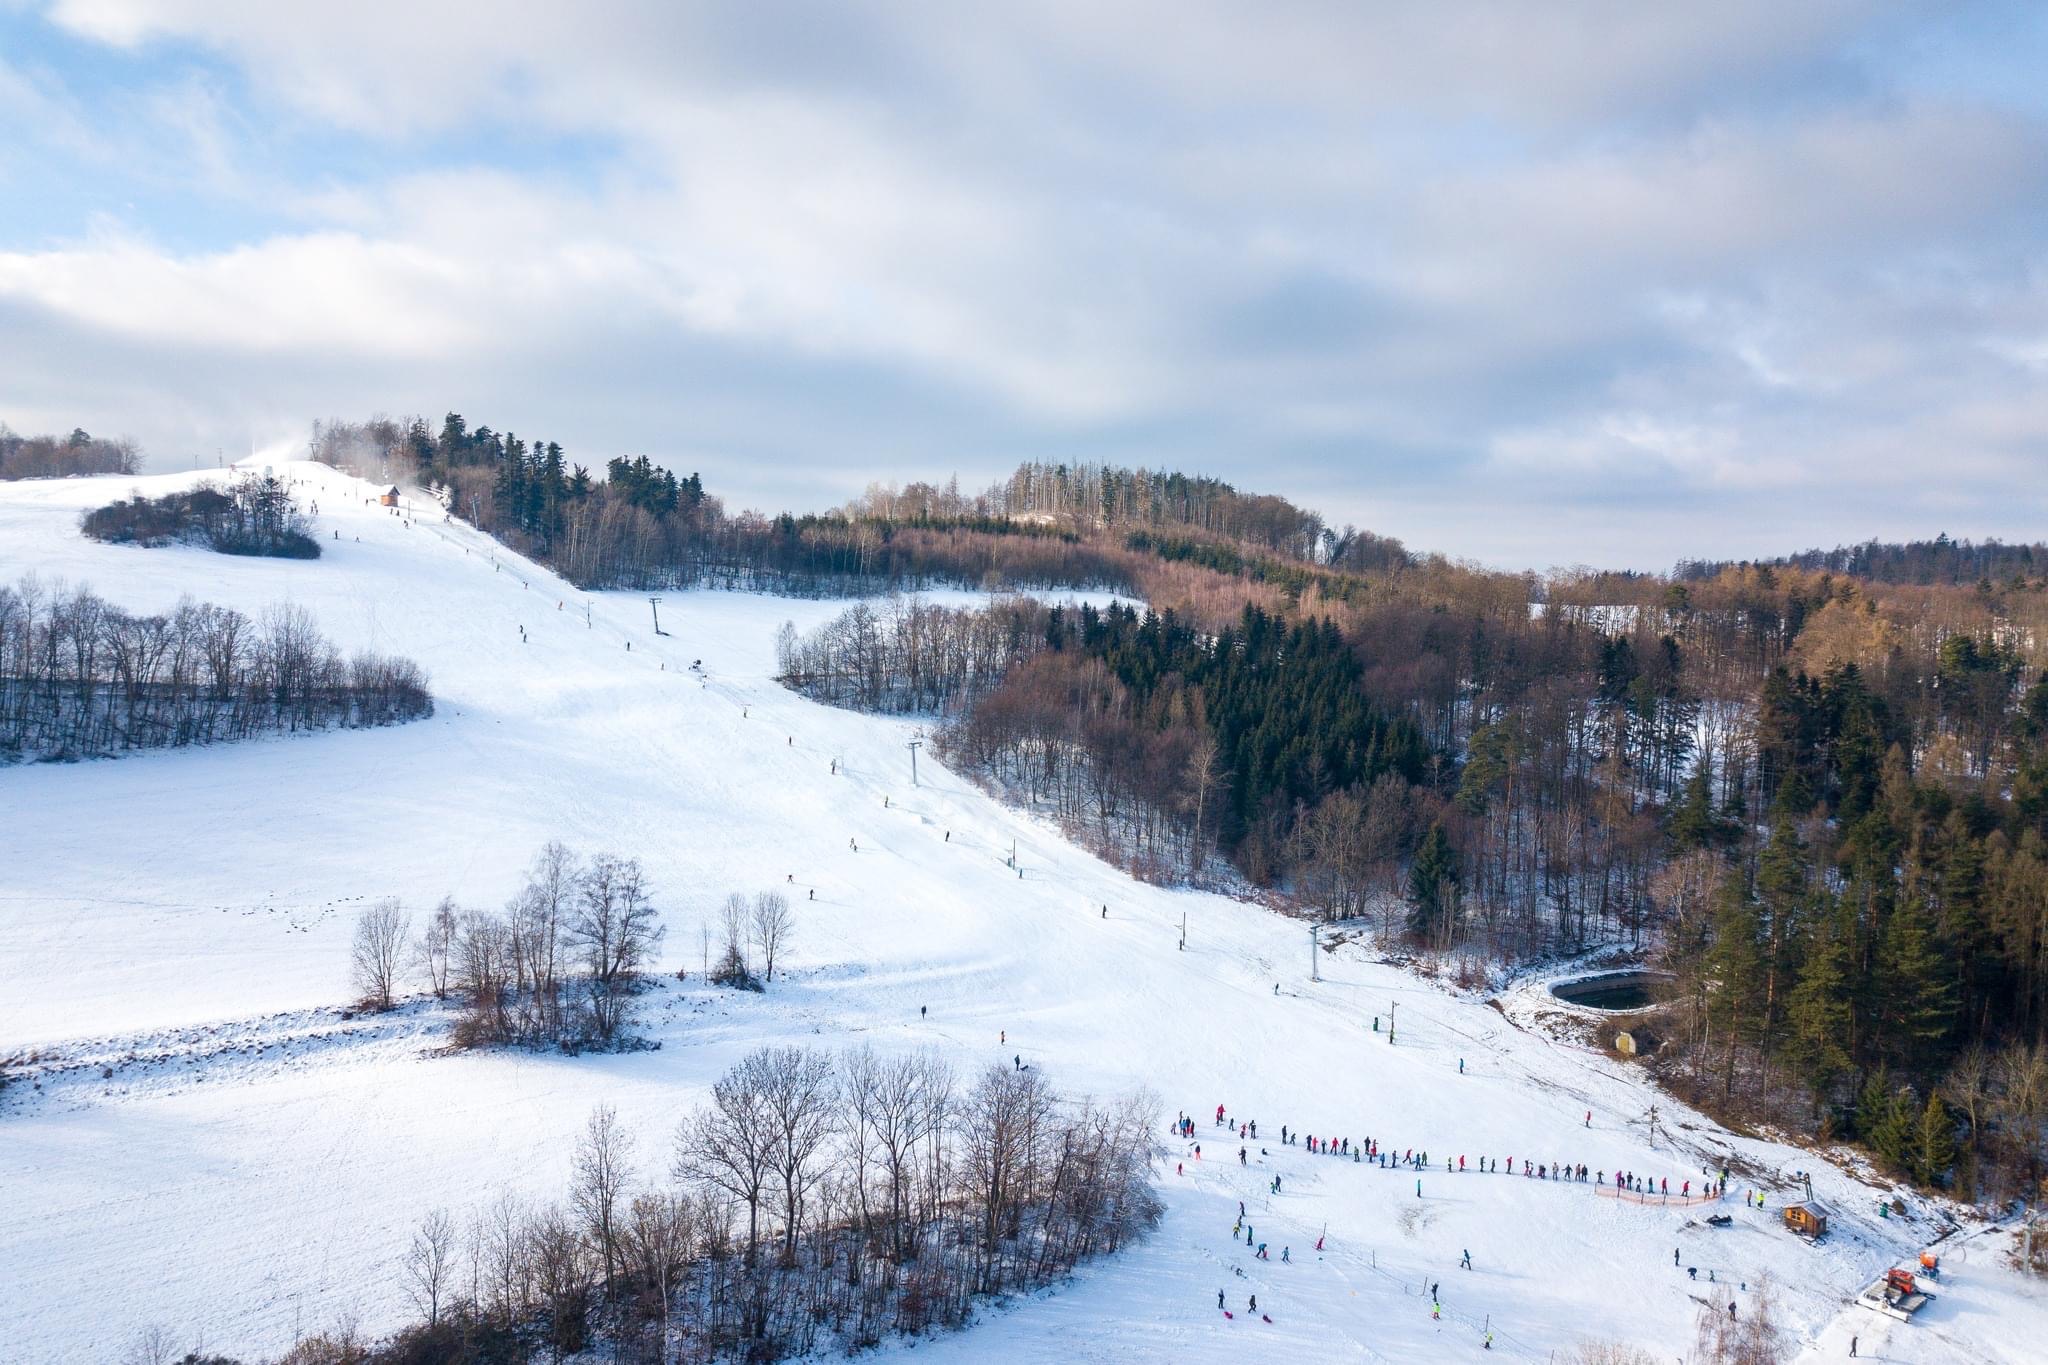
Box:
[379, 486, 401, 507]
[1782, 1199, 1831, 1239]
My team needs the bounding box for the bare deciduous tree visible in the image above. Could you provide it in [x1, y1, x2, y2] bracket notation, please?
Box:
[510, 839, 579, 1003]
[841, 1044, 951, 1262]
[1564, 1344, 1660, 1365]
[351, 898, 411, 1010]
[621, 1189, 694, 1343]
[123, 1325, 179, 1365]
[960, 1062, 1054, 1288]
[757, 1045, 837, 1264]
[676, 1057, 775, 1265]
[568, 853, 663, 1041]
[419, 896, 458, 999]
[1691, 1277, 1784, 1365]
[472, 1191, 530, 1325]
[573, 1104, 633, 1296]
[403, 1207, 457, 1328]
[751, 891, 794, 984]
[716, 891, 752, 984]
[527, 1202, 591, 1358]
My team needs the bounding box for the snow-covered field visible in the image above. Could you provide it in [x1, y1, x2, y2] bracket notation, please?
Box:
[1, 461, 2040, 1363]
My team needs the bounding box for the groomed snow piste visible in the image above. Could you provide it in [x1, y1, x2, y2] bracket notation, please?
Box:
[0, 461, 2039, 1363]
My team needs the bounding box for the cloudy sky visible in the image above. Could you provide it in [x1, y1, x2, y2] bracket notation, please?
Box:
[3, 2, 2045, 569]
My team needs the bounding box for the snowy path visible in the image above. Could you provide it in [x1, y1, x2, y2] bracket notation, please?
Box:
[2, 461, 2041, 1362]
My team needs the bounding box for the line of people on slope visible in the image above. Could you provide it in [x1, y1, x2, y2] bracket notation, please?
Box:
[1191, 1103, 1725, 1205]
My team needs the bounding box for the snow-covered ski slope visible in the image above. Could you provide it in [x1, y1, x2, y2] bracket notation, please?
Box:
[0, 461, 2040, 1363]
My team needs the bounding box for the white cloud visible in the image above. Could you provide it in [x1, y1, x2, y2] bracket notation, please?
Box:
[2, 1, 2045, 567]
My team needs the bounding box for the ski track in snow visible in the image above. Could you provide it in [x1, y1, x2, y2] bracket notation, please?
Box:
[1, 462, 2042, 1363]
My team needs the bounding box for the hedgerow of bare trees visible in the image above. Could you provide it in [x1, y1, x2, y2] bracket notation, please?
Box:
[420, 843, 664, 1051]
[777, 594, 1046, 713]
[175, 1046, 1157, 1364]
[0, 577, 431, 762]
[702, 889, 798, 990]
[0, 424, 138, 480]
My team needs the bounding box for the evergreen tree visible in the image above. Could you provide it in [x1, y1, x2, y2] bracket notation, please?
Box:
[1910, 1090, 1956, 1188]
[1782, 912, 1854, 1115]
[1854, 1073, 1914, 1174]
[1457, 721, 1516, 817]
[1823, 664, 1888, 819]
[1755, 820, 1813, 1041]
[1407, 820, 1460, 946]
[1705, 878, 1766, 1098]
[1877, 902, 1955, 1077]
[436, 412, 468, 463]
[1668, 759, 1728, 852]
[2014, 678, 2048, 839]
[1934, 810, 1991, 1013]
[1757, 668, 1820, 814]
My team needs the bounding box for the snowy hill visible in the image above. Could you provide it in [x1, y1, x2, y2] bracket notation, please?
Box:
[0, 461, 2040, 1363]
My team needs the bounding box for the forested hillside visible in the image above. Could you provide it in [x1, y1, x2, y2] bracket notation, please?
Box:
[310, 412, 2048, 1199]
[1679, 534, 2048, 587]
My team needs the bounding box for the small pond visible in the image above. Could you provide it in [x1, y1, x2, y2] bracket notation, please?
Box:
[1550, 970, 1674, 1012]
